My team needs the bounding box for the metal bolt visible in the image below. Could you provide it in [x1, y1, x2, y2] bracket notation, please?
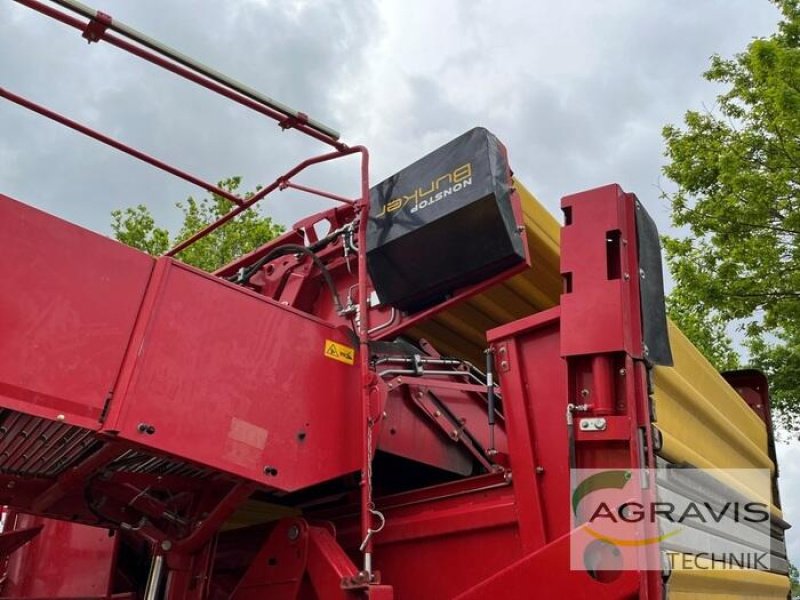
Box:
[619, 368, 626, 376]
[580, 388, 590, 398]
[579, 417, 608, 432]
[500, 360, 509, 370]
[536, 466, 545, 474]
[56, 414, 65, 422]
[137, 423, 156, 435]
[161, 540, 173, 552]
[623, 272, 630, 280]
[498, 347, 506, 355]
[263, 466, 278, 476]
[287, 524, 301, 541]
[434, 410, 441, 417]
[639, 268, 646, 279]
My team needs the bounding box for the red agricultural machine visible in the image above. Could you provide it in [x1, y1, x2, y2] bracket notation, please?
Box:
[0, 1, 791, 598]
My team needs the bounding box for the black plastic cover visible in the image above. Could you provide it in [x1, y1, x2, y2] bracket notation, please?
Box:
[635, 200, 673, 366]
[366, 127, 526, 311]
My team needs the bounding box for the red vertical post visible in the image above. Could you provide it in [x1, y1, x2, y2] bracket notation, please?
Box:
[353, 147, 375, 577]
[560, 184, 662, 599]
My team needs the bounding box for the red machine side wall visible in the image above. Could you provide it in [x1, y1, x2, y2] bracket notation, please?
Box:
[0, 194, 155, 430]
[3, 514, 115, 597]
[104, 259, 362, 491]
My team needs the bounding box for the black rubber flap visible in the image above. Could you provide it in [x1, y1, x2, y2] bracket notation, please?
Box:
[366, 127, 525, 312]
[635, 199, 673, 366]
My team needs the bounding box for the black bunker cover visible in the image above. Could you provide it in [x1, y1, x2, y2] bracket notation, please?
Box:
[366, 127, 527, 312]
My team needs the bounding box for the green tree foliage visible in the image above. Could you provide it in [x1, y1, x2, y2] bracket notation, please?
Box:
[111, 177, 284, 272]
[662, 0, 800, 431]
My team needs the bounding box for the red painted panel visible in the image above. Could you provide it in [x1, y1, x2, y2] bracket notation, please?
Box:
[3, 514, 115, 596]
[0, 194, 154, 429]
[490, 312, 573, 550]
[560, 185, 639, 358]
[372, 522, 520, 599]
[106, 259, 361, 491]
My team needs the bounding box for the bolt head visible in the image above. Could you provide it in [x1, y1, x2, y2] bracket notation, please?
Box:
[287, 524, 301, 541]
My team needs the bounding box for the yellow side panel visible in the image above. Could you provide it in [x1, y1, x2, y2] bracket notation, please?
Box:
[412, 179, 560, 365]
[667, 558, 790, 600]
[653, 322, 773, 472]
[404, 179, 785, 598]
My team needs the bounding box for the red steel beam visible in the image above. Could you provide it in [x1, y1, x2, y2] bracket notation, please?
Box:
[11, 0, 347, 151]
[165, 147, 366, 256]
[353, 146, 375, 576]
[0, 86, 247, 207]
[281, 181, 356, 206]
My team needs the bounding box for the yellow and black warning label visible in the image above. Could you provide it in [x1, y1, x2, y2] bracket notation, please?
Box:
[324, 339, 355, 365]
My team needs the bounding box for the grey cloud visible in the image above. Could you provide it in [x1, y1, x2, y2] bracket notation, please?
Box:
[0, 0, 377, 233]
[1, 0, 798, 565]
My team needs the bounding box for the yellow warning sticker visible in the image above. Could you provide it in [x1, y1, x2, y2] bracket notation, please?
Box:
[324, 339, 355, 365]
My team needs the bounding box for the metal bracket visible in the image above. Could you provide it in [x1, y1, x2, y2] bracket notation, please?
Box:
[279, 112, 310, 131]
[341, 570, 381, 590]
[82, 11, 111, 43]
[578, 417, 607, 432]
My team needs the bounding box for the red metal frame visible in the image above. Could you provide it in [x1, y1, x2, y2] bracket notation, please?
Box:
[3, 2, 378, 593]
[12, 0, 346, 150]
[0, 158, 671, 600]
[0, 3, 702, 598]
[0, 87, 247, 208]
[165, 147, 368, 257]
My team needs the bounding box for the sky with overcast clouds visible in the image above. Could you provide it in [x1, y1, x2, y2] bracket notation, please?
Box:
[1, 0, 798, 565]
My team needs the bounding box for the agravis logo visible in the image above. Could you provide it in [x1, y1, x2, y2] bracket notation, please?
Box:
[571, 470, 681, 547]
[569, 468, 773, 573]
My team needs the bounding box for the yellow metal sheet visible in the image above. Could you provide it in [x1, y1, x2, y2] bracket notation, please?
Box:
[391, 179, 785, 598]
[411, 183, 774, 499]
[653, 322, 773, 473]
[667, 555, 789, 600]
[412, 179, 560, 365]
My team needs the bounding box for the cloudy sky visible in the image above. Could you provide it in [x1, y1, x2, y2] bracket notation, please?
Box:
[2, 0, 798, 565]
